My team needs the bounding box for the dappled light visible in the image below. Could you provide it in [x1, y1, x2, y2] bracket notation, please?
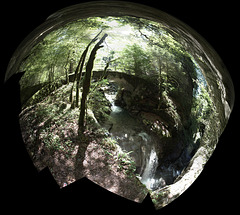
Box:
[6, 2, 234, 210]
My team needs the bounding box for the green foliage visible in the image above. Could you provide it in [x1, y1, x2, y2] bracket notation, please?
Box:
[117, 150, 133, 162]
[120, 43, 151, 76]
[117, 150, 136, 176]
[151, 191, 165, 205]
[20, 18, 108, 88]
[99, 136, 136, 176]
[88, 79, 111, 123]
[101, 137, 118, 150]
[20, 15, 202, 141]
[41, 129, 62, 152]
[20, 15, 198, 104]
[191, 82, 213, 124]
[189, 81, 215, 144]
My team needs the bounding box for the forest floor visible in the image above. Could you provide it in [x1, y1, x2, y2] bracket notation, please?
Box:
[19, 83, 148, 202]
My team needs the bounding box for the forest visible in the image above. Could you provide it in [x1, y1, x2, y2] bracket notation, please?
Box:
[18, 16, 215, 208]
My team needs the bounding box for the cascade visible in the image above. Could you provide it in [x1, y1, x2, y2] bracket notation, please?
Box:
[104, 87, 161, 190]
[140, 147, 159, 190]
[105, 90, 123, 113]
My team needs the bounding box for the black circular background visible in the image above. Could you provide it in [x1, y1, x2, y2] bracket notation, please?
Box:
[1, 1, 238, 214]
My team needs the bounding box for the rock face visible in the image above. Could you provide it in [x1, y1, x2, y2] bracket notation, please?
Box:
[113, 68, 194, 161]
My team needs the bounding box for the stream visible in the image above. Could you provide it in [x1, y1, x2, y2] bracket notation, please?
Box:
[104, 88, 162, 190]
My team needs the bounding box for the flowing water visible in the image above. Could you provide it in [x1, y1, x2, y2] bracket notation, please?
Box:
[140, 147, 159, 190]
[104, 89, 161, 190]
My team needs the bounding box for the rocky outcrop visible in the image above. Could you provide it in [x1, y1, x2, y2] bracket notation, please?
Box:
[113, 72, 193, 163]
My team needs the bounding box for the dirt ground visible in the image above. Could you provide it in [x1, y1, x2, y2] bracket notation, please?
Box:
[19, 84, 148, 202]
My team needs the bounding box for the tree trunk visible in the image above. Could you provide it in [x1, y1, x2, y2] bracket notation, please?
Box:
[101, 58, 119, 80]
[48, 65, 55, 90]
[75, 52, 86, 108]
[101, 61, 110, 79]
[70, 30, 102, 108]
[157, 58, 163, 109]
[78, 33, 108, 133]
[75, 47, 90, 107]
[70, 54, 83, 108]
[64, 51, 71, 84]
[65, 70, 69, 85]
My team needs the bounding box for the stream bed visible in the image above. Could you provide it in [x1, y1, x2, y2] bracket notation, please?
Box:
[103, 86, 179, 190]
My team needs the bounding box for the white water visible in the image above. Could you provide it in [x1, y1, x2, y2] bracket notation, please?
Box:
[140, 147, 159, 190]
[104, 89, 162, 190]
[105, 92, 123, 113]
